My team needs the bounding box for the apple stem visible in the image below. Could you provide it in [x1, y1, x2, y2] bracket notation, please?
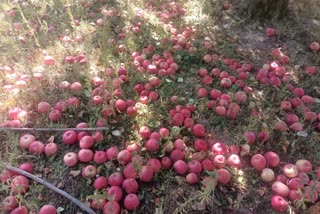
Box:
[6, 166, 96, 214]
[0, 127, 108, 132]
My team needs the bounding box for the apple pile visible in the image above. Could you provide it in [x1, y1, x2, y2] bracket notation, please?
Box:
[0, 163, 32, 213]
[59, 120, 245, 212]
[251, 152, 320, 212]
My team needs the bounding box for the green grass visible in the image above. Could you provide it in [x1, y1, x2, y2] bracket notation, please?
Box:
[0, 0, 320, 213]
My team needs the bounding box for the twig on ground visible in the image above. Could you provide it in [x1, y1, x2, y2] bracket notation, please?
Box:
[0, 127, 108, 132]
[6, 166, 96, 214]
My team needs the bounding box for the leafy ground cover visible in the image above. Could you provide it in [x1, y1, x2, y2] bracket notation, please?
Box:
[0, 0, 320, 213]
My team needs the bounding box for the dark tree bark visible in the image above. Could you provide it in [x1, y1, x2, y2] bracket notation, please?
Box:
[243, 0, 289, 20]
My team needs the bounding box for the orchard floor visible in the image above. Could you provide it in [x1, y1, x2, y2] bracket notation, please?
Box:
[0, 1, 320, 214]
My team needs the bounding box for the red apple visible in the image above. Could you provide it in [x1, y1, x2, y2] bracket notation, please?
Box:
[227, 154, 242, 169]
[70, 82, 82, 92]
[124, 162, 139, 178]
[211, 142, 227, 155]
[63, 152, 78, 167]
[76, 122, 88, 128]
[82, 165, 97, 179]
[272, 181, 290, 197]
[194, 139, 207, 152]
[108, 172, 123, 187]
[10, 175, 29, 194]
[282, 163, 299, 178]
[297, 172, 310, 183]
[201, 158, 214, 171]
[79, 136, 94, 149]
[147, 158, 161, 172]
[107, 186, 123, 202]
[276, 174, 289, 184]
[263, 151, 280, 168]
[106, 146, 118, 161]
[139, 165, 154, 182]
[288, 190, 303, 201]
[216, 168, 231, 185]
[93, 151, 107, 164]
[174, 139, 186, 150]
[295, 159, 312, 173]
[227, 145, 240, 154]
[266, 27, 275, 37]
[44, 143, 58, 156]
[250, 154, 266, 171]
[261, 168, 275, 182]
[310, 42, 320, 52]
[186, 172, 198, 184]
[213, 155, 226, 169]
[139, 126, 151, 139]
[10, 206, 28, 214]
[114, 99, 127, 112]
[48, 110, 62, 122]
[122, 178, 139, 193]
[124, 193, 140, 211]
[91, 199, 106, 210]
[103, 201, 120, 214]
[59, 81, 70, 91]
[161, 156, 173, 169]
[173, 160, 188, 175]
[18, 163, 34, 174]
[28, 141, 45, 155]
[271, 195, 288, 213]
[187, 160, 202, 174]
[145, 138, 159, 152]
[287, 177, 304, 190]
[1, 196, 18, 212]
[192, 124, 206, 137]
[39, 205, 56, 214]
[93, 176, 108, 190]
[37, 102, 51, 114]
[43, 56, 56, 65]
[170, 149, 185, 162]
[243, 131, 256, 144]
[62, 130, 77, 145]
[210, 89, 222, 100]
[117, 149, 132, 165]
[19, 134, 36, 149]
[78, 149, 93, 162]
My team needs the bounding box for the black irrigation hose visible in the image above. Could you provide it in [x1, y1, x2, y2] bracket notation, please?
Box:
[6, 166, 96, 214]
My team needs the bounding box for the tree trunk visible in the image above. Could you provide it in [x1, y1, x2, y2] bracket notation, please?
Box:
[243, 0, 289, 20]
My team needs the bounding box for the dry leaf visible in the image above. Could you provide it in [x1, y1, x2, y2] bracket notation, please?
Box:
[192, 201, 206, 210]
[78, 110, 84, 118]
[282, 140, 290, 154]
[257, 186, 267, 196]
[175, 176, 185, 185]
[47, 135, 54, 143]
[57, 180, 65, 189]
[37, 193, 44, 201]
[70, 170, 81, 177]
